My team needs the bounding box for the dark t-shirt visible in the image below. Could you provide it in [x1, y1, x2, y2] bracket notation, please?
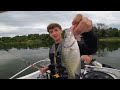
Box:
[78, 30, 99, 55]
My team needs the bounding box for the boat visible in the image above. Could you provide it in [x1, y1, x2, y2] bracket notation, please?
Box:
[9, 58, 120, 79]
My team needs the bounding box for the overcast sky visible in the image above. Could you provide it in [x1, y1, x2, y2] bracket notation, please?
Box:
[0, 11, 120, 37]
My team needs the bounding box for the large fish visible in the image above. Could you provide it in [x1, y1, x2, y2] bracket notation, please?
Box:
[61, 29, 81, 79]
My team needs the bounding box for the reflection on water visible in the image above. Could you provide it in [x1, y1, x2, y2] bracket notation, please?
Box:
[96, 42, 120, 58]
[0, 42, 120, 79]
[99, 41, 120, 52]
[94, 42, 120, 70]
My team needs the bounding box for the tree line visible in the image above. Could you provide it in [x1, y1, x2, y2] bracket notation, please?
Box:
[0, 23, 120, 49]
[93, 23, 120, 38]
[93, 27, 120, 38]
[0, 34, 54, 49]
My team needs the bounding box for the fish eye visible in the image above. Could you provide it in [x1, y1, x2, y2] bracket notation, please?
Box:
[64, 36, 67, 38]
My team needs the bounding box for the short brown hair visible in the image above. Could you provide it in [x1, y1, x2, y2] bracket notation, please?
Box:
[47, 23, 62, 32]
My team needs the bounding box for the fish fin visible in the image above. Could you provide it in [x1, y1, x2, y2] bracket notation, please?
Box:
[68, 75, 76, 79]
[75, 62, 81, 77]
[75, 74, 80, 79]
[68, 72, 76, 79]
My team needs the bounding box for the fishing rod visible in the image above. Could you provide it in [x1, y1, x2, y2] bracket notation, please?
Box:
[0, 43, 43, 71]
[5, 49, 41, 70]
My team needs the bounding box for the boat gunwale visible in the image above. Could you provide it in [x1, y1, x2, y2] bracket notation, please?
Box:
[9, 58, 50, 79]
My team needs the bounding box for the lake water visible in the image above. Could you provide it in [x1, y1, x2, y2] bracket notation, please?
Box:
[0, 42, 120, 79]
[0, 47, 50, 79]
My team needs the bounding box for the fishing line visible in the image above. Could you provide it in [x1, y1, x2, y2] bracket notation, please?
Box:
[0, 43, 42, 71]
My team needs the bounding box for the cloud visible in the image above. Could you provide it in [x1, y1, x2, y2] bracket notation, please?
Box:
[0, 11, 120, 37]
[76, 11, 120, 27]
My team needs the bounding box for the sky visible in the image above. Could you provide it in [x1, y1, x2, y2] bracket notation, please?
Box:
[0, 11, 120, 37]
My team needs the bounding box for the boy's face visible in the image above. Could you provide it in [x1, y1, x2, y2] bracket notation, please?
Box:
[49, 27, 62, 41]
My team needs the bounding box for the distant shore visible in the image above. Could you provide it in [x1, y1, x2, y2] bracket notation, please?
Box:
[99, 37, 120, 42]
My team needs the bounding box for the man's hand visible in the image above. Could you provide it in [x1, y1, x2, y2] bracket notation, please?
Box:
[72, 14, 93, 35]
[39, 66, 49, 74]
[81, 55, 92, 65]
